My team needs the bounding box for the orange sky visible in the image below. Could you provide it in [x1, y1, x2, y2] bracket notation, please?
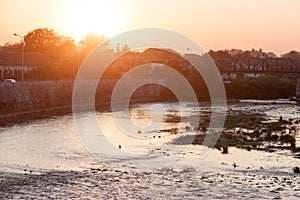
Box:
[0, 0, 299, 55]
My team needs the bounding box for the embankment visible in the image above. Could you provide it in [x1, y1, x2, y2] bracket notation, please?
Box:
[0, 80, 164, 125]
[0, 81, 73, 125]
[0, 76, 297, 125]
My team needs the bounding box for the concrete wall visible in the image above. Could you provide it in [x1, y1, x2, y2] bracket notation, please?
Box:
[0, 81, 73, 115]
[0, 80, 165, 116]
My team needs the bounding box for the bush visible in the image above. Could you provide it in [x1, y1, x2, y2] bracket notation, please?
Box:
[226, 76, 296, 99]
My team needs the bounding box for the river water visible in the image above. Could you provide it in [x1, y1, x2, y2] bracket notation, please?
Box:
[1, 102, 300, 199]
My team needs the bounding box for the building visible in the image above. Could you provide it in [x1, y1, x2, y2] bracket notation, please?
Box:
[0, 52, 59, 81]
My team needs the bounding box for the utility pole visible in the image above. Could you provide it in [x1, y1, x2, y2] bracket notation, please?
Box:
[13, 33, 24, 82]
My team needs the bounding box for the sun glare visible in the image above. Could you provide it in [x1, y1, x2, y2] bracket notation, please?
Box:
[62, 0, 126, 41]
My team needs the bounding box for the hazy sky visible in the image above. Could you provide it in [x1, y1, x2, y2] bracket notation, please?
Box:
[0, 0, 299, 55]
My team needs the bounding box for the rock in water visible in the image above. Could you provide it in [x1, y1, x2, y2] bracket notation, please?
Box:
[293, 166, 300, 173]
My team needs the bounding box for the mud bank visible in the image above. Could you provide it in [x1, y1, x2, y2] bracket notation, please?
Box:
[1, 167, 300, 199]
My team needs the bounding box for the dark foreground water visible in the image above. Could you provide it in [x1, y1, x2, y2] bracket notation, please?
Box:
[0, 102, 300, 199]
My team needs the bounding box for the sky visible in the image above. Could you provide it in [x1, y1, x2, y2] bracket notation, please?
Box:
[0, 0, 299, 55]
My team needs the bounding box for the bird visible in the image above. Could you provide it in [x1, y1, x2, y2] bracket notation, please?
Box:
[233, 162, 238, 168]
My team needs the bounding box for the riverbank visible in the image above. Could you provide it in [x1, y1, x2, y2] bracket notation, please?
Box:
[1, 164, 300, 199]
[0, 80, 72, 126]
[0, 76, 297, 116]
[0, 99, 297, 128]
[0, 105, 72, 126]
[0, 80, 162, 126]
[0, 81, 73, 115]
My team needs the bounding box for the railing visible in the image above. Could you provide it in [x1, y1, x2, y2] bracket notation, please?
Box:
[214, 58, 300, 74]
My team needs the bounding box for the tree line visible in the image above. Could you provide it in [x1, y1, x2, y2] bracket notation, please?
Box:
[208, 48, 300, 61]
[0, 28, 128, 80]
[0, 27, 299, 81]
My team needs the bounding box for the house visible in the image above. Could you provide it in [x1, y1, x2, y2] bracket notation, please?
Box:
[0, 52, 59, 81]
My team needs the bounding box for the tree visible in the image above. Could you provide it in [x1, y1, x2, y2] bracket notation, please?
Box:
[0, 42, 21, 52]
[281, 50, 300, 59]
[78, 33, 107, 57]
[208, 49, 231, 58]
[208, 48, 278, 59]
[24, 28, 76, 57]
[22, 28, 77, 79]
[281, 50, 300, 65]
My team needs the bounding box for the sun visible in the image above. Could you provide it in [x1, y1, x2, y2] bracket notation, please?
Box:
[62, 0, 126, 41]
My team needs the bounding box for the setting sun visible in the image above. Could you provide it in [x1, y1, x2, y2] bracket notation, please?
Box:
[61, 0, 126, 41]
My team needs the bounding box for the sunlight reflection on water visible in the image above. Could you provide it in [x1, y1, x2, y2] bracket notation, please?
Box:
[0, 102, 299, 174]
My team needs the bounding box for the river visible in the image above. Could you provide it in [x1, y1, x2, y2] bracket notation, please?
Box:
[0, 101, 300, 199]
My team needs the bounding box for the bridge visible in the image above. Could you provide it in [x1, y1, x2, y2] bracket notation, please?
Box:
[214, 57, 300, 75]
[108, 49, 300, 101]
[213, 57, 300, 100]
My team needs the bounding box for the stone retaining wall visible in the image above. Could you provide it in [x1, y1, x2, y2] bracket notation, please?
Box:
[0, 80, 164, 117]
[0, 81, 73, 115]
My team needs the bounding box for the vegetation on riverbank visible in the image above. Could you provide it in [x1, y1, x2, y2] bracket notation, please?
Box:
[225, 76, 297, 99]
[156, 75, 297, 101]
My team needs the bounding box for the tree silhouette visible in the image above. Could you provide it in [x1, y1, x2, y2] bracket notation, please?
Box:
[78, 33, 107, 57]
[24, 28, 76, 57]
[208, 49, 231, 58]
[281, 50, 300, 59]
